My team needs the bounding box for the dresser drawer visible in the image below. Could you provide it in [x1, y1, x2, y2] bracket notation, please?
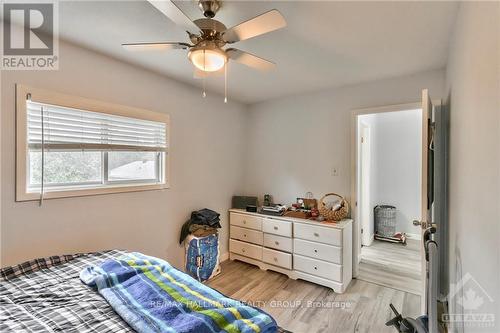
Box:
[294, 223, 342, 246]
[230, 226, 263, 245]
[263, 248, 292, 269]
[230, 213, 262, 231]
[294, 238, 342, 264]
[264, 233, 293, 253]
[262, 218, 292, 237]
[293, 254, 342, 282]
[230, 239, 262, 260]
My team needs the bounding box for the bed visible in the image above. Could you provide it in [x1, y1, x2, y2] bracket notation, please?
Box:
[0, 250, 287, 333]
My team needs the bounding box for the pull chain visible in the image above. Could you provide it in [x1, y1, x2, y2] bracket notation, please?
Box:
[224, 62, 227, 103]
[202, 49, 207, 98]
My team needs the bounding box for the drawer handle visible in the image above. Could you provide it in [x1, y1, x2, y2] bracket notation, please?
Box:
[314, 266, 318, 270]
[274, 226, 278, 230]
[243, 234, 247, 237]
[275, 241, 280, 246]
[243, 220, 247, 224]
[314, 249, 318, 253]
[313, 232, 319, 237]
[242, 249, 246, 253]
[273, 257, 278, 262]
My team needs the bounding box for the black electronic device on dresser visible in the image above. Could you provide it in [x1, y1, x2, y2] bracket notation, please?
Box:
[245, 205, 258, 212]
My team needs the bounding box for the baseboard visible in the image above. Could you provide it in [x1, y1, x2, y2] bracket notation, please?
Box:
[219, 252, 229, 262]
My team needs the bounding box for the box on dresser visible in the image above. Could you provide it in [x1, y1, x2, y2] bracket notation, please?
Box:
[228, 209, 353, 293]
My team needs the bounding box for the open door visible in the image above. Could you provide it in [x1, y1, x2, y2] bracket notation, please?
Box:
[414, 89, 435, 314]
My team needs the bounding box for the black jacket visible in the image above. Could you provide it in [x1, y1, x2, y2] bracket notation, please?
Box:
[179, 208, 221, 244]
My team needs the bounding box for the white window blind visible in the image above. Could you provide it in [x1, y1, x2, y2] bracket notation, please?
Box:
[27, 101, 167, 151]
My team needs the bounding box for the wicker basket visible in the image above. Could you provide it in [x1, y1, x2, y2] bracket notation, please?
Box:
[318, 193, 349, 221]
[374, 205, 397, 237]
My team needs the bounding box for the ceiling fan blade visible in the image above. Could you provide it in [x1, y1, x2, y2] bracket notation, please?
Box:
[122, 42, 190, 51]
[147, 0, 201, 34]
[226, 48, 276, 71]
[223, 9, 286, 43]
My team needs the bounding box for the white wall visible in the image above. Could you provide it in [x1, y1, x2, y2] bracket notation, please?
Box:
[445, 2, 500, 332]
[0, 40, 445, 273]
[359, 110, 422, 239]
[243, 70, 444, 207]
[0, 40, 248, 268]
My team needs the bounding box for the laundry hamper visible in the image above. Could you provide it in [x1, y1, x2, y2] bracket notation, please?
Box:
[374, 205, 397, 237]
[184, 233, 221, 282]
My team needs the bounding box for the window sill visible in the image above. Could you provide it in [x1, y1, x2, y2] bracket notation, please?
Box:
[16, 182, 170, 202]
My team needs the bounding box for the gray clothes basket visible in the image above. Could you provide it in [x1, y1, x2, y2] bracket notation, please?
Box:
[374, 205, 397, 237]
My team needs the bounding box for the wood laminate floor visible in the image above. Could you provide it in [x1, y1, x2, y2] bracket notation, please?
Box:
[358, 240, 422, 295]
[207, 259, 421, 333]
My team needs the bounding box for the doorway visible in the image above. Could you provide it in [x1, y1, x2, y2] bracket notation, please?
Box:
[355, 106, 423, 295]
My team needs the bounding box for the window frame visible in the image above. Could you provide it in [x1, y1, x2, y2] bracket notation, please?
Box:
[16, 84, 170, 201]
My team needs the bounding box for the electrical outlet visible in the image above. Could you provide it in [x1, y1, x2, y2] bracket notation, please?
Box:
[332, 167, 339, 176]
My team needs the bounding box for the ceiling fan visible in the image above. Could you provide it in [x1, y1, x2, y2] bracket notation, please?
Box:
[122, 0, 286, 100]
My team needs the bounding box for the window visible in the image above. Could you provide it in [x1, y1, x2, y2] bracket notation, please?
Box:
[16, 85, 170, 201]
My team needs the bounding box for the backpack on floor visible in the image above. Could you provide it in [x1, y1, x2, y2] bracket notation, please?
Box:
[184, 233, 221, 282]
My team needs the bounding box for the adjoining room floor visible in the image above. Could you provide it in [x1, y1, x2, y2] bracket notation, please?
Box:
[358, 239, 421, 295]
[207, 260, 420, 333]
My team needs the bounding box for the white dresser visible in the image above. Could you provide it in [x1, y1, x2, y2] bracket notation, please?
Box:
[228, 209, 353, 293]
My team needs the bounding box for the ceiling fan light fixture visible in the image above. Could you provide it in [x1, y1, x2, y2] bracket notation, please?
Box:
[188, 47, 227, 72]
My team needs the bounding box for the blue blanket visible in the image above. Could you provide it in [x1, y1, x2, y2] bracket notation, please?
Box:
[80, 252, 277, 333]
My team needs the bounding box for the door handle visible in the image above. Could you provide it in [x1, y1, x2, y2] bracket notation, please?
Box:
[423, 226, 437, 244]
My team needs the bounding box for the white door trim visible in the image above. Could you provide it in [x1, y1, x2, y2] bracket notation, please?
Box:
[350, 99, 440, 311]
[359, 123, 372, 246]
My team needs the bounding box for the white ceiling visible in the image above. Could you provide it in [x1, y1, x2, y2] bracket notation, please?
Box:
[57, 1, 458, 104]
